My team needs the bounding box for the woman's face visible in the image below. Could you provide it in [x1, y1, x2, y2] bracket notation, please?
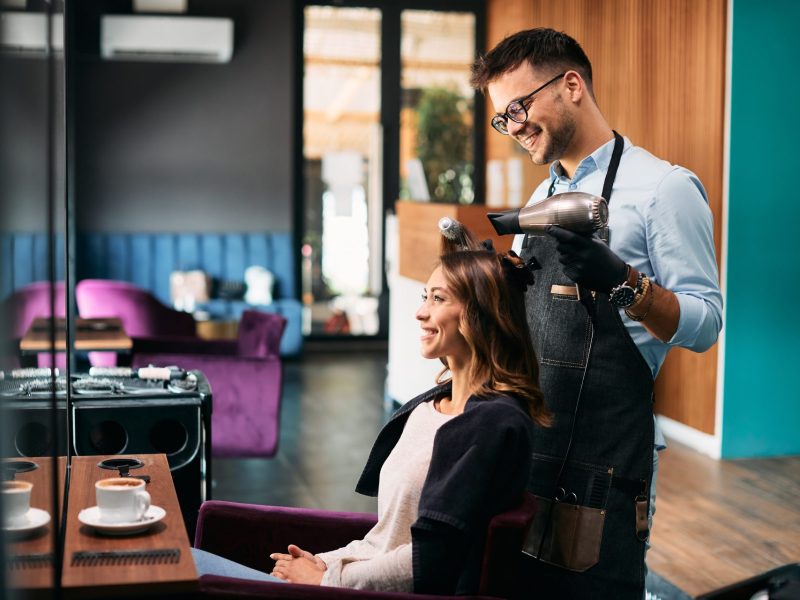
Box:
[415, 267, 470, 365]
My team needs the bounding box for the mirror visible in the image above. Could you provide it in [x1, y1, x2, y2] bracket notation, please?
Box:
[0, 0, 67, 593]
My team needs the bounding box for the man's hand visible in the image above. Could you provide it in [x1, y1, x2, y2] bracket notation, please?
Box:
[269, 544, 327, 585]
[546, 226, 627, 292]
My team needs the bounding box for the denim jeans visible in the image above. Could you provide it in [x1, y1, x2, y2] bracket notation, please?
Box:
[191, 548, 286, 583]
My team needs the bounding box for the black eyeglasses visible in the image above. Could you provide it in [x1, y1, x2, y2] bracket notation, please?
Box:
[491, 73, 565, 135]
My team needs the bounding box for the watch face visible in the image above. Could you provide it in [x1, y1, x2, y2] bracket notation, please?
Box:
[610, 285, 636, 308]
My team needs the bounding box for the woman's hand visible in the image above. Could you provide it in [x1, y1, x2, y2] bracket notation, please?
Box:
[269, 544, 327, 585]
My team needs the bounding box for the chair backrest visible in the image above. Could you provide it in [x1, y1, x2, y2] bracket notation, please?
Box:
[76, 279, 196, 337]
[478, 492, 538, 598]
[5, 281, 66, 339]
[3, 281, 67, 369]
[237, 310, 287, 358]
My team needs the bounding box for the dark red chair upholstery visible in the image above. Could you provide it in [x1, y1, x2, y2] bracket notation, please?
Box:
[193, 493, 538, 599]
[133, 310, 287, 458]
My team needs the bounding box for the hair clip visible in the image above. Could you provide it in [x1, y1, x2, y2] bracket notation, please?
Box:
[501, 250, 535, 291]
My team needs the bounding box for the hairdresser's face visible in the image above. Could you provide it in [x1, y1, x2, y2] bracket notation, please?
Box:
[487, 62, 576, 166]
[416, 267, 470, 366]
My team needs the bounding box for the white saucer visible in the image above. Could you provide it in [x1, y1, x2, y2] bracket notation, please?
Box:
[2, 508, 51, 535]
[78, 505, 166, 536]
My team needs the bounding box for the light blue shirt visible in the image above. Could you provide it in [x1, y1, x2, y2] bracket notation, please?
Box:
[512, 137, 723, 449]
[513, 136, 723, 377]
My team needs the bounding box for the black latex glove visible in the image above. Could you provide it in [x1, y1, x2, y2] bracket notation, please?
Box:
[545, 226, 627, 292]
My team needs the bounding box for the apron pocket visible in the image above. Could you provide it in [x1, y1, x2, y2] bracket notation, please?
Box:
[537, 293, 592, 369]
[523, 496, 605, 572]
[524, 454, 611, 572]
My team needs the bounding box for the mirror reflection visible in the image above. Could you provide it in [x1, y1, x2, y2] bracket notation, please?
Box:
[0, 0, 67, 593]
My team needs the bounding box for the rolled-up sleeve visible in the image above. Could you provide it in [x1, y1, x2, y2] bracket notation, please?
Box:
[647, 169, 723, 351]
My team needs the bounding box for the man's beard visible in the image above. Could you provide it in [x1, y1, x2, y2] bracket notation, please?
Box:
[531, 98, 576, 165]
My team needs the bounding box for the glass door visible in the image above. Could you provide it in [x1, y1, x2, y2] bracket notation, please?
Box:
[301, 5, 383, 337]
[399, 10, 476, 204]
[299, 2, 483, 341]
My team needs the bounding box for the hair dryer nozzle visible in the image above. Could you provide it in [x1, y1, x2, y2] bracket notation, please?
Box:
[487, 210, 521, 235]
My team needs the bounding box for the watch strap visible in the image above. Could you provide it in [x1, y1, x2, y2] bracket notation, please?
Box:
[609, 265, 639, 308]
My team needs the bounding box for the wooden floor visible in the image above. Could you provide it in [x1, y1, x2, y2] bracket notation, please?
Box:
[649, 440, 800, 597]
[213, 349, 385, 514]
[214, 349, 800, 598]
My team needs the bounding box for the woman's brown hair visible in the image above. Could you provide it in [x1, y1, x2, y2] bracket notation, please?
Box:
[436, 227, 550, 427]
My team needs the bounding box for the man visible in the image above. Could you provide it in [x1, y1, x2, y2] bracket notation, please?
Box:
[471, 29, 722, 598]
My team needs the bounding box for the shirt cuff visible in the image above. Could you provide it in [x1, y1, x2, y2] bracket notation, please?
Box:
[319, 558, 344, 588]
[667, 293, 719, 352]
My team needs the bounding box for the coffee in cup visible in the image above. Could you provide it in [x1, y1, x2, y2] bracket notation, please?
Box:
[2, 480, 33, 527]
[95, 477, 150, 524]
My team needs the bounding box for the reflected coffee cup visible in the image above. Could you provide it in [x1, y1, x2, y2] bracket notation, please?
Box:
[95, 477, 150, 524]
[2, 480, 33, 527]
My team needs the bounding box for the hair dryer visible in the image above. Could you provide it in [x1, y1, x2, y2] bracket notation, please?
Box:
[487, 192, 608, 236]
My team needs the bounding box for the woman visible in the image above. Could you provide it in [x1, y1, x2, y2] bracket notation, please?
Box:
[193, 223, 549, 595]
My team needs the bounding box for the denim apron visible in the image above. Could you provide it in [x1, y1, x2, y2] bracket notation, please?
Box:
[519, 133, 654, 599]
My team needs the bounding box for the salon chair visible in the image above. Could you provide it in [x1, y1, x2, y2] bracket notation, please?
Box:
[133, 310, 286, 458]
[695, 563, 800, 600]
[193, 493, 538, 599]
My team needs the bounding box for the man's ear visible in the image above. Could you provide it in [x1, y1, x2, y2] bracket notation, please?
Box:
[563, 70, 587, 103]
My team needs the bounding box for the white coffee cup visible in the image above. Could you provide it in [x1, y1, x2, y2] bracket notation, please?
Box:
[2, 480, 33, 527]
[95, 477, 150, 524]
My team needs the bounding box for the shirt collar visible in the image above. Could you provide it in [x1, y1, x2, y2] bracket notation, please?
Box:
[549, 135, 625, 184]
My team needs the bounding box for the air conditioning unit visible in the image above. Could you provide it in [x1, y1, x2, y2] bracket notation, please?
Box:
[101, 15, 233, 63]
[0, 12, 64, 53]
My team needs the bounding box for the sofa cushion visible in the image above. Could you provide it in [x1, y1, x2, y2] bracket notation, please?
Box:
[237, 310, 286, 358]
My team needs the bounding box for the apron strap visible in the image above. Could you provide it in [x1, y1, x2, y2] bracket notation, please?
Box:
[601, 131, 624, 204]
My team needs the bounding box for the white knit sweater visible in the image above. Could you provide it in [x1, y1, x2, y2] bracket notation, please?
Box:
[316, 401, 454, 591]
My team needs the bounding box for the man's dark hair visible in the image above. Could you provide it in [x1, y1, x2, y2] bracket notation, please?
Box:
[471, 28, 593, 93]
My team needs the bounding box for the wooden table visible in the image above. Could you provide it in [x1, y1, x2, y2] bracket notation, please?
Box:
[62, 454, 197, 598]
[4, 456, 66, 595]
[196, 319, 239, 341]
[19, 318, 133, 354]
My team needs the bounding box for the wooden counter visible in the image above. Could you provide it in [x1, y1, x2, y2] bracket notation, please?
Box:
[62, 454, 197, 598]
[4, 456, 66, 596]
[396, 200, 512, 283]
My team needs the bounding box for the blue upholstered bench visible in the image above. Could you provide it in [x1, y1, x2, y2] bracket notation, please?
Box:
[77, 232, 302, 356]
[0, 232, 302, 356]
[0, 232, 66, 297]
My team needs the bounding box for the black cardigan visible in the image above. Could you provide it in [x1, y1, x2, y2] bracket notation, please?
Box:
[355, 383, 534, 595]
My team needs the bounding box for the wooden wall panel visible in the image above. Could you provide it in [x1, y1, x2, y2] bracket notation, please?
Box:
[483, 0, 726, 434]
[396, 201, 512, 283]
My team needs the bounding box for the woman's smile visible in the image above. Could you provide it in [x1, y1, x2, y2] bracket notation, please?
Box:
[415, 266, 470, 364]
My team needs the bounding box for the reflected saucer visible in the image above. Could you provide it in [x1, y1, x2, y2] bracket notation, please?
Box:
[2, 508, 51, 536]
[78, 505, 166, 536]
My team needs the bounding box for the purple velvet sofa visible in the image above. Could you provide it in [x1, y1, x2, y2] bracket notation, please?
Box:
[193, 493, 538, 599]
[133, 310, 287, 458]
[76, 278, 197, 366]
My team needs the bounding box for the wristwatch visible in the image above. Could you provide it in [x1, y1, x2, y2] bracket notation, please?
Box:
[609, 266, 640, 308]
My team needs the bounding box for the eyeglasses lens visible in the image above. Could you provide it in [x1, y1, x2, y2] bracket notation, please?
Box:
[491, 115, 508, 135]
[507, 101, 526, 123]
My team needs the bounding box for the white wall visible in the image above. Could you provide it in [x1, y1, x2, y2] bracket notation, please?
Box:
[385, 214, 442, 404]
